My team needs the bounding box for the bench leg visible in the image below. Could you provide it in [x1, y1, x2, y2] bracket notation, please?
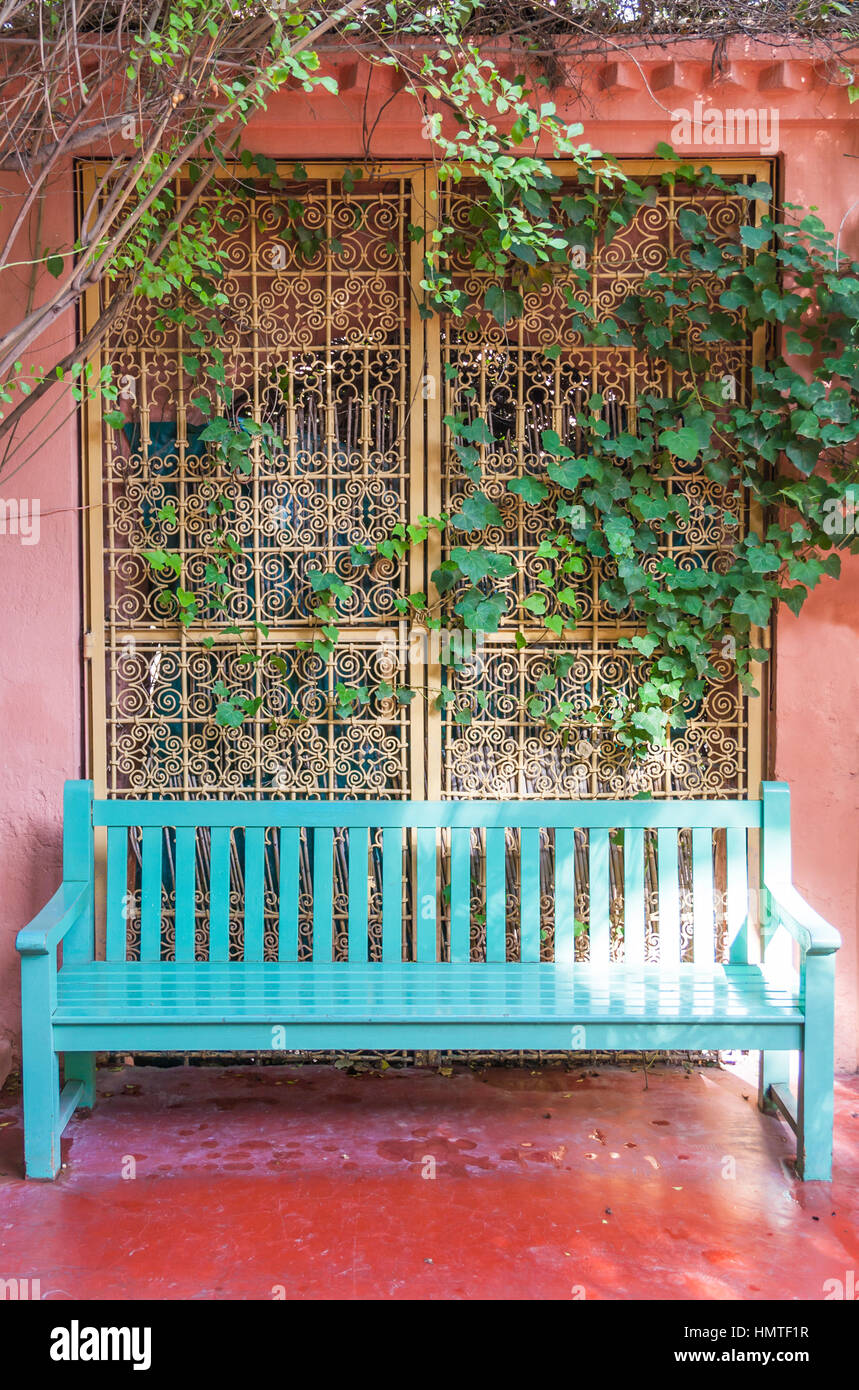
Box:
[758, 1049, 791, 1115]
[64, 1053, 96, 1109]
[21, 956, 61, 1180]
[796, 953, 836, 1181]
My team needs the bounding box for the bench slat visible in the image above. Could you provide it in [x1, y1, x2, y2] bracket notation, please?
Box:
[623, 828, 645, 967]
[348, 827, 370, 963]
[450, 827, 471, 964]
[485, 827, 506, 963]
[381, 827, 402, 963]
[174, 827, 197, 963]
[692, 828, 715, 963]
[657, 829, 681, 967]
[105, 827, 128, 962]
[726, 827, 749, 964]
[208, 828, 232, 962]
[243, 827, 266, 963]
[415, 828, 437, 963]
[278, 828, 300, 963]
[589, 829, 610, 967]
[313, 828, 334, 963]
[140, 827, 163, 962]
[520, 828, 541, 963]
[94, 798, 762, 831]
[554, 829, 576, 965]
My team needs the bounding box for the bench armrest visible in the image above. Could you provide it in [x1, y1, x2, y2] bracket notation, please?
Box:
[765, 882, 841, 957]
[16, 882, 90, 957]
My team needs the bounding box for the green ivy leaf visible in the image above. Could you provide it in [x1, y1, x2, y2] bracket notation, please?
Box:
[658, 427, 702, 462]
[739, 225, 770, 250]
[450, 492, 503, 532]
[522, 593, 547, 615]
[450, 547, 515, 582]
[547, 458, 588, 489]
[629, 634, 660, 657]
[733, 593, 772, 627]
[484, 285, 524, 326]
[216, 701, 245, 728]
[454, 589, 507, 631]
[508, 476, 549, 505]
[631, 706, 668, 744]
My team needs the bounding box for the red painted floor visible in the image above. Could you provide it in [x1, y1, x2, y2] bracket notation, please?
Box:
[1, 1061, 857, 1300]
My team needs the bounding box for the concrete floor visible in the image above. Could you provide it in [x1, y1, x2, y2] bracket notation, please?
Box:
[0, 1060, 856, 1300]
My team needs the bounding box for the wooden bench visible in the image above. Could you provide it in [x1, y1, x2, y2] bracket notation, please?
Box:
[17, 780, 840, 1180]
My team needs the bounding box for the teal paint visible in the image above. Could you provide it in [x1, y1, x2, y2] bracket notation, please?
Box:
[16, 779, 840, 1180]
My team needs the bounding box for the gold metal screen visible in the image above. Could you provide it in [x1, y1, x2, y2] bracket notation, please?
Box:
[427, 164, 769, 800]
[80, 159, 769, 808]
[83, 165, 428, 801]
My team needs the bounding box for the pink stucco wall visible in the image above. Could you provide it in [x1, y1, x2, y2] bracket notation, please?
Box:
[0, 172, 81, 1079]
[0, 39, 856, 1072]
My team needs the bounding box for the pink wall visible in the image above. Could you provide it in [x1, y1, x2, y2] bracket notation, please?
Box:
[0, 168, 81, 1080]
[776, 576, 859, 1070]
[0, 39, 856, 1073]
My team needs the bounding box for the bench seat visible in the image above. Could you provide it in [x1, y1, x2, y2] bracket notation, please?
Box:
[55, 961, 802, 1028]
[51, 962, 805, 1055]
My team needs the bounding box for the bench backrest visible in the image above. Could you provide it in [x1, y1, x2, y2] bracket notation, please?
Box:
[60, 782, 794, 968]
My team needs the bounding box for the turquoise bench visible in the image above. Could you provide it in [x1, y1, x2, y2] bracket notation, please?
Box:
[17, 780, 840, 1180]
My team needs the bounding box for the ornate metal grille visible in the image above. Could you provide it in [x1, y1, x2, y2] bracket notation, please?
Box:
[84, 167, 426, 802]
[80, 159, 769, 970]
[429, 167, 769, 800]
